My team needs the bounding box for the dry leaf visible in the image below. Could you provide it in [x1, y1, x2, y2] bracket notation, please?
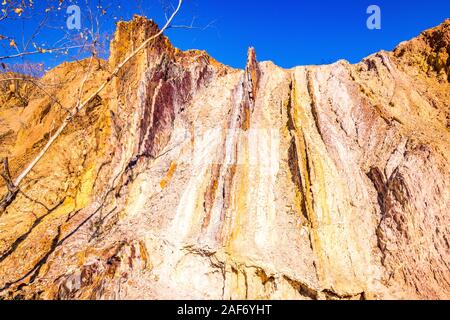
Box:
[14, 8, 23, 16]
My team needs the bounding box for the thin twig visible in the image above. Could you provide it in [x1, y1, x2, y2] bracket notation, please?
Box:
[0, 157, 19, 214]
[0, 77, 73, 115]
[0, 44, 94, 60]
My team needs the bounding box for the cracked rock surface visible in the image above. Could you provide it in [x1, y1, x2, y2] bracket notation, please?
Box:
[0, 16, 449, 300]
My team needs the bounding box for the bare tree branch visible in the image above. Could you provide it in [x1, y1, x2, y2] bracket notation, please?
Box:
[10, 0, 183, 190]
[169, 18, 217, 30]
[0, 158, 19, 214]
[0, 77, 74, 115]
[0, 44, 95, 61]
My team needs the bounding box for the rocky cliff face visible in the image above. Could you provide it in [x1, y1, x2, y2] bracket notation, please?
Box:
[0, 16, 449, 300]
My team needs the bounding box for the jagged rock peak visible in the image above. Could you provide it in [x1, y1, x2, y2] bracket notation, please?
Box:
[244, 47, 261, 102]
[394, 18, 450, 81]
[109, 15, 176, 68]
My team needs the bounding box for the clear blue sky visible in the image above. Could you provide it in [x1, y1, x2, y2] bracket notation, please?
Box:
[0, 0, 449, 70]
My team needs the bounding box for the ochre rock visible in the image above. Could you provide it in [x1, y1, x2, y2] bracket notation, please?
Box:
[0, 17, 449, 300]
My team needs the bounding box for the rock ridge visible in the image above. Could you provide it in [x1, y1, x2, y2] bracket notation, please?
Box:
[0, 16, 449, 300]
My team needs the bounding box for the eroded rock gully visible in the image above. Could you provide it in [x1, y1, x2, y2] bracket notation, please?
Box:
[0, 16, 449, 300]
